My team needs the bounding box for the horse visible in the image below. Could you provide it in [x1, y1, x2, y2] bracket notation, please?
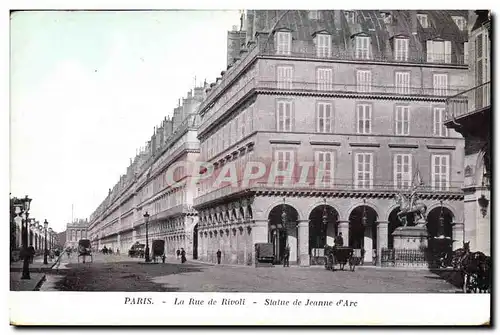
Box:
[459, 241, 491, 293]
[394, 193, 427, 226]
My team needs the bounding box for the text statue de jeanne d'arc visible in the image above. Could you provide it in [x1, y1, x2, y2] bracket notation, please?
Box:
[394, 169, 428, 227]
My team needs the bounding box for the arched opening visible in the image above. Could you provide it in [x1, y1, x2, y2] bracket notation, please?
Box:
[308, 204, 339, 264]
[388, 207, 403, 249]
[193, 223, 198, 260]
[348, 204, 379, 264]
[427, 205, 454, 258]
[268, 203, 299, 265]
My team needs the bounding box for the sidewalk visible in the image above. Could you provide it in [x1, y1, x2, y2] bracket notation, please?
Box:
[10, 256, 60, 291]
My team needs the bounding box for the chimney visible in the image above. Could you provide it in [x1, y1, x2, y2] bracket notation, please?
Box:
[411, 10, 418, 35]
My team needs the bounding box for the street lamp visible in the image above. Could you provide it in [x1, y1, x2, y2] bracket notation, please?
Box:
[362, 199, 368, 226]
[322, 198, 328, 226]
[43, 219, 48, 264]
[438, 200, 445, 238]
[144, 212, 150, 263]
[21, 195, 32, 280]
[49, 228, 53, 250]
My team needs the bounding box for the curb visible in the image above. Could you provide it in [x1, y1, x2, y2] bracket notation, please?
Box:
[33, 274, 46, 291]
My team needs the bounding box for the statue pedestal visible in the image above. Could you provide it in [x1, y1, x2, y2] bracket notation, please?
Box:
[391, 225, 429, 268]
[392, 225, 428, 250]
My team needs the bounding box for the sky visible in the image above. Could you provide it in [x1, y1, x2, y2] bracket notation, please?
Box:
[10, 10, 241, 233]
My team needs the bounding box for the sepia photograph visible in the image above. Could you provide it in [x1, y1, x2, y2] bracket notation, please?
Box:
[8, 5, 492, 326]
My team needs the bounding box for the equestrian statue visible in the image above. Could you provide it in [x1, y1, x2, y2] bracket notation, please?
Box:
[394, 184, 428, 227]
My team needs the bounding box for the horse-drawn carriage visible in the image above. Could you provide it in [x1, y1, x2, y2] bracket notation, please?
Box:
[452, 242, 491, 293]
[128, 242, 145, 258]
[151, 240, 165, 263]
[77, 239, 93, 263]
[324, 245, 359, 271]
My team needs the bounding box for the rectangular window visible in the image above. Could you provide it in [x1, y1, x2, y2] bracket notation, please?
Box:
[394, 154, 412, 189]
[394, 38, 409, 61]
[317, 68, 333, 91]
[417, 14, 429, 28]
[355, 153, 373, 189]
[316, 34, 332, 58]
[356, 70, 372, 92]
[277, 65, 293, 89]
[395, 72, 410, 94]
[427, 40, 452, 63]
[277, 100, 292, 132]
[240, 110, 246, 138]
[317, 102, 333, 133]
[395, 106, 410, 135]
[274, 150, 294, 185]
[433, 73, 448, 96]
[234, 116, 240, 142]
[315, 151, 335, 186]
[276, 31, 291, 55]
[433, 107, 448, 137]
[355, 36, 371, 59]
[357, 104, 372, 134]
[431, 155, 450, 191]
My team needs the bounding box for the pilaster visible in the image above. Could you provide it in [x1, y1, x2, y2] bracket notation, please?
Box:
[297, 220, 310, 266]
[376, 221, 389, 267]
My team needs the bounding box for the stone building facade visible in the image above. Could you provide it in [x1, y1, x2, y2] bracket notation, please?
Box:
[193, 10, 469, 266]
[66, 219, 89, 249]
[87, 87, 206, 257]
[445, 11, 491, 255]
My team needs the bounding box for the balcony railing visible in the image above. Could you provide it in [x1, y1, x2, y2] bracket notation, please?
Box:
[262, 49, 467, 66]
[445, 81, 491, 121]
[257, 80, 467, 98]
[198, 78, 466, 136]
[194, 179, 463, 207]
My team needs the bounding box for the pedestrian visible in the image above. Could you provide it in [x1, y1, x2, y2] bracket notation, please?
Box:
[176, 249, 180, 260]
[283, 245, 290, 267]
[334, 232, 344, 247]
[28, 245, 35, 264]
[180, 248, 186, 264]
[162, 254, 166, 263]
[216, 249, 222, 264]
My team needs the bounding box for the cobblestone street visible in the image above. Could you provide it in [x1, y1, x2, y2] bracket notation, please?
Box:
[40, 253, 461, 293]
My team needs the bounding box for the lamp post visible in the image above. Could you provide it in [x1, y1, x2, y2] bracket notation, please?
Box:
[49, 228, 53, 250]
[21, 195, 32, 280]
[322, 198, 328, 248]
[438, 200, 445, 238]
[144, 212, 150, 263]
[362, 199, 368, 226]
[43, 219, 48, 264]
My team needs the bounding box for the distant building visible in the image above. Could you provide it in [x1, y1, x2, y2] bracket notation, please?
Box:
[445, 10, 491, 255]
[57, 231, 67, 248]
[87, 87, 206, 256]
[66, 219, 89, 248]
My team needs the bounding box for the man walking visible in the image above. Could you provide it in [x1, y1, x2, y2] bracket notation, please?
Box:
[180, 248, 186, 264]
[283, 245, 290, 267]
[216, 249, 222, 264]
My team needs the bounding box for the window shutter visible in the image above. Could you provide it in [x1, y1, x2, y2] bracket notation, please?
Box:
[426, 40, 434, 62]
[464, 42, 469, 64]
[445, 41, 452, 63]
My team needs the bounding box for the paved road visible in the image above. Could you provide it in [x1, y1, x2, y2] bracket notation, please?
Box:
[41, 253, 461, 293]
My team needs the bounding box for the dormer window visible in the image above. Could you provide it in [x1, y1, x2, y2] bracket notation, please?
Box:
[355, 36, 371, 59]
[417, 14, 429, 28]
[276, 31, 292, 55]
[345, 11, 356, 24]
[427, 39, 452, 63]
[314, 32, 332, 58]
[309, 10, 320, 20]
[394, 37, 409, 61]
[381, 12, 392, 24]
[452, 16, 467, 31]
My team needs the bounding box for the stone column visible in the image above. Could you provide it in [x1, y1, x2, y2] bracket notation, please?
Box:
[337, 220, 349, 246]
[251, 219, 268, 266]
[364, 225, 373, 263]
[376, 221, 389, 267]
[117, 233, 121, 253]
[452, 222, 464, 251]
[297, 220, 310, 266]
